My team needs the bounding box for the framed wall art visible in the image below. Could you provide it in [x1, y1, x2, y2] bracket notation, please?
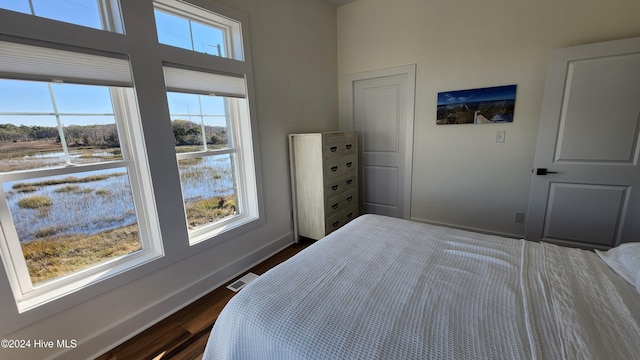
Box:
[436, 84, 517, 125]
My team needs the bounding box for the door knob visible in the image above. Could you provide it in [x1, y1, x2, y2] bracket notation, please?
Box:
[535, 168, 558, 175]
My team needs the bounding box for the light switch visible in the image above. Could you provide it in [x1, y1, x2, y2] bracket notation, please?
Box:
[496, 130, 505, 143]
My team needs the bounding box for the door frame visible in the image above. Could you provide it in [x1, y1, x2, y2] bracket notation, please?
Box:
[342, 64, 416, 219]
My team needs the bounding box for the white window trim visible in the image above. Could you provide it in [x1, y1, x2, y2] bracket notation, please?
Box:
[154, 0, 244, 61]
[0, 77, 163, 313]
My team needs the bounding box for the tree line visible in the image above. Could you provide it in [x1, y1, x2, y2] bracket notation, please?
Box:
[0, 120, 227, 147]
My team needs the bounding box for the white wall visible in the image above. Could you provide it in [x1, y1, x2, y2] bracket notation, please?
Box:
[0, 0, 338, 359]
[337, 0, 640, 237]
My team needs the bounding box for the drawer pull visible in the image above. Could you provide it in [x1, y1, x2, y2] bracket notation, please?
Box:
[332, 221, 340, 228]
[346, 196, 353, 202]
[330, 146, 337, 152]
[347, 212, 354, 219]
[346, 144, 353, 150]
[331, 184, 339, 191]
[346, 162, 353, 168]
[331, 166, 338, 172]
[331, 203, 339, 209]
[346, 179, 353, 185]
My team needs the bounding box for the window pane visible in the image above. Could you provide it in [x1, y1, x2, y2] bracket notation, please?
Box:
[0, 115, 67, 171]
[59, 116, 123, 162]
[154, 9, 192, 51]
[52, 83, 114, 114]
[191, 21, 225, 57]
[178, 154, 238, 230]
[0, 0, 31, 14]
[0, 79, 53, 113]
[154, 8, 227, 58]
[0, 80, 123, 171]
[32, 0, 102, 30]
[2, 168, 142, 284]
[168, 92, 229, 150]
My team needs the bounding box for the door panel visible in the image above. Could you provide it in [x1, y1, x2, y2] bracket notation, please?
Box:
[363, 165, 398, 209]
[355, 75, 405, 217]
[556, 54, 640, 163]
[543, 183, 629, 247]
[526, 37, 640, 249]
[362, 85, 399, 153]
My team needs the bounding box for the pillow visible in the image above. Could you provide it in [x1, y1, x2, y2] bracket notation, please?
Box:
[596, 242, 640, 290]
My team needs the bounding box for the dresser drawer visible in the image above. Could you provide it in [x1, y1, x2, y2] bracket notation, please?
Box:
[322, 132, 356, 158]
[325, 206, 357, 235]
[324, 172, 357, 197]
[325, 190, 356, 218]
[323, 156, 355, 177]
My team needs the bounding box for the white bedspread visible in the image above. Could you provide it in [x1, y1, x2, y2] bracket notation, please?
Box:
[204, 215, 640, 359]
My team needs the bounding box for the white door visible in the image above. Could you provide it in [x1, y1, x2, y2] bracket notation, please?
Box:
[348, 65, 415, 218]
[525, 37, 640, 249]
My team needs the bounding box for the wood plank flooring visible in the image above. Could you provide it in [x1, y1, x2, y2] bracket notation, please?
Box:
[97, 239, 314, 360]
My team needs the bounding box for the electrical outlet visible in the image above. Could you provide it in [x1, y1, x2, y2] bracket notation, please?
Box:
[514, 212, 525, 224]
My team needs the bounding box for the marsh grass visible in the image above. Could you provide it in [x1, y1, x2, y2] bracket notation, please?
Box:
[22, 224, 141, 284]
[54, 185, 94, 194]
[185, 195, 236, 229]
[12, 173, 122, 191]
[0, 140, 124, 172]
[17, 195, 52, 209]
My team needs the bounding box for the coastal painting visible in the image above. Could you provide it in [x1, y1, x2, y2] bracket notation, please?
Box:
[436, 85, 517, 125]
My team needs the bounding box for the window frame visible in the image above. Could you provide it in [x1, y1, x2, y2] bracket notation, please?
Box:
[154, 0, 244, 61]
[157, 0, 260, 245]
[0, 0, 125, 33]
[167, 92, 258, 244]
[0, 0, 263, 326]
[0, 49, 164, 312]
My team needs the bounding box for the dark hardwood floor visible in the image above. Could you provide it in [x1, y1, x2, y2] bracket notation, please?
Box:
[97, 239, 314, 360]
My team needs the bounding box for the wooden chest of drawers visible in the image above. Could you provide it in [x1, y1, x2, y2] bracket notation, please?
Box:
[288, 131, 358, 241]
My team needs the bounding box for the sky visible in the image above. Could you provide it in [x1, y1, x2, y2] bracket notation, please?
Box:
[0, 1, 228, 127]
[0, 0, 102, 29]
[437, 85, 517, 105]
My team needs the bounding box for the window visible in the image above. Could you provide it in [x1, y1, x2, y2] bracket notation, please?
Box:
[154, 0, 244, 61]
[158, 0, 259, 244]
[0, 0, 260, 315]
[0, 42, 161, 311]
[164, 79, 257, 242]
[0, 0, 124, 32]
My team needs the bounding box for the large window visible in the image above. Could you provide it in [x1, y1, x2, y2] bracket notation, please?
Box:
[0, 0, 260, 314]
[0, 42, 162, 311]
[158, 1, 258, 244]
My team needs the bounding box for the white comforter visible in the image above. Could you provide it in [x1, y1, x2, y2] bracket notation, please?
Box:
[205, 215, 640, 359]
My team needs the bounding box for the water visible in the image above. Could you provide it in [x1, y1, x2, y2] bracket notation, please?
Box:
[3, 156, 235, 242]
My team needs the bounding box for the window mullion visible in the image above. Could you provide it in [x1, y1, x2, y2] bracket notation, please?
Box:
[47, 83, 72, 166]
[27, 0, 35, 15]
[198, 96, 208, 151]
[0, 160, 131, 183]
[174, 148, 236, 161]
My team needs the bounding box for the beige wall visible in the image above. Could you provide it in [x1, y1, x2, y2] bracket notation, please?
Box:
[338, 0, 640, 236]
[1, 0, 338, 358]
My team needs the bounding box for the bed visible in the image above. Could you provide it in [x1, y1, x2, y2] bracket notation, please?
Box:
[204, 214, 640, 359]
